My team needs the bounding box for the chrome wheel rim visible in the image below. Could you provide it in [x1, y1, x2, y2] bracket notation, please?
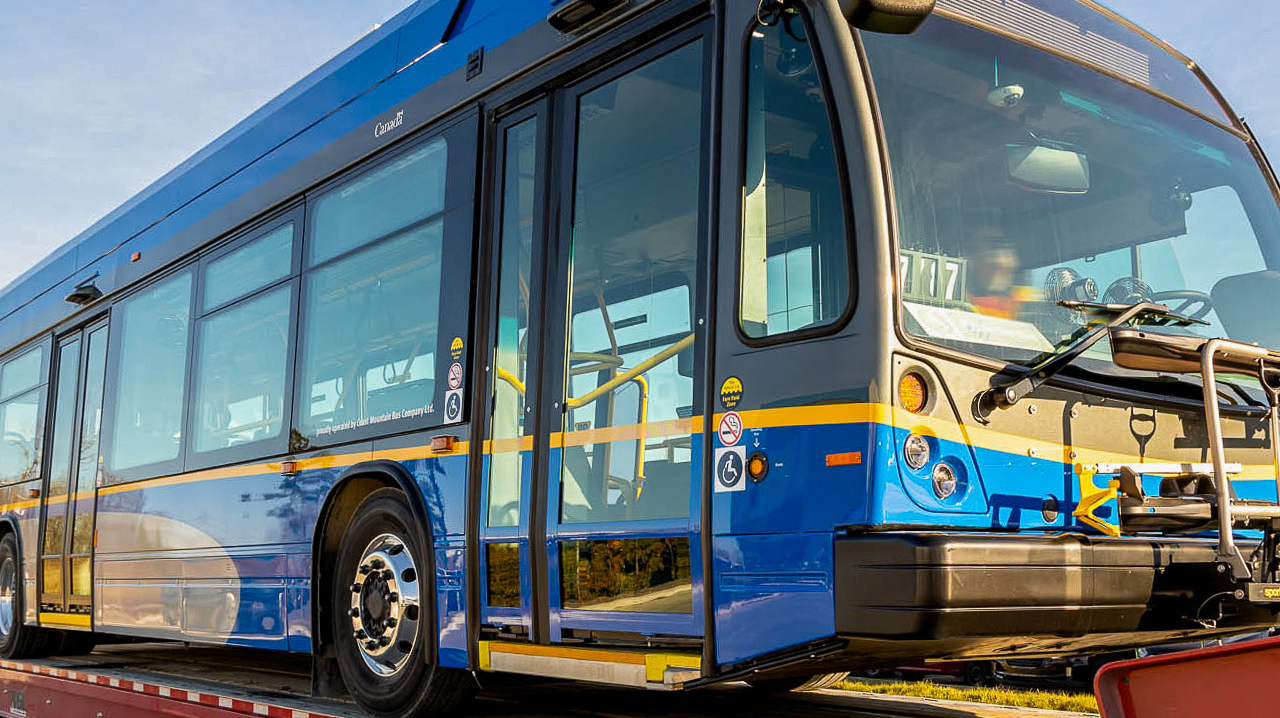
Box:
[0, 556, 16, 640]
[348, 533, 420, 677]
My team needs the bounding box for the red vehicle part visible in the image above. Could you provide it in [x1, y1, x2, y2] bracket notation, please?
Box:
[1095, 636, 1280, 717]
[0, 658, 348, 718]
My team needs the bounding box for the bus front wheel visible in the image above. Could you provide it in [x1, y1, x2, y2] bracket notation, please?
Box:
[330, 488, 474, 718]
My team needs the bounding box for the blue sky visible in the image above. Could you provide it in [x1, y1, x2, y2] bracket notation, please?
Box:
[0, 1, 1276, 290]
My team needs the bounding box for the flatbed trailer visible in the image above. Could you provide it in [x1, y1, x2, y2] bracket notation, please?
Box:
[0, 644, 359, 718]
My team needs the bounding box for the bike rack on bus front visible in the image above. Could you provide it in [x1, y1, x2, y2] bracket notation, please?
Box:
[1109, 328, 1280, 585]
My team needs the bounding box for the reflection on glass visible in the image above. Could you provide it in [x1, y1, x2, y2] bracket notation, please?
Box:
[42, 558, 60, 596]
[0, 390, 42, 484]
[310, 139, 448, 265]
[46, 340, 79, 499]
[108, 272, 192, 474]
[193, 287, 290, 452]
[560, 538, 691, 613]
[863, 18, 1280, 376]
[300, 223, 443, 439]
[487, 119, 538, 528]
[486, 543, 521, 608]
[741, 10, 849, 338]
[560, 41, 704, 524]
[204, 223, 293, 310]
[74, 326, 108, 500]
[0, 347, 43, 401]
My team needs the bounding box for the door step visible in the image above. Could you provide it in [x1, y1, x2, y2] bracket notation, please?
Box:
[477, 641, 701, 689]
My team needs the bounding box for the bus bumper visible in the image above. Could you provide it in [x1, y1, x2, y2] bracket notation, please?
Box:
[833, 532, 1250, 639]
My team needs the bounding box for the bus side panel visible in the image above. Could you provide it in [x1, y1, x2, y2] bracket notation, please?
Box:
[712, 532, 834, 665]
[0, 479, 43, 626]
[94, 468, 324, 649]
[399, 453, 470, 669]
[710, 415, 874, 664]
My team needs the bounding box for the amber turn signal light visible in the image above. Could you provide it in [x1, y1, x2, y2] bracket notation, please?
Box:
[899, 372, 928, 414]
[431, 435, 457, 453]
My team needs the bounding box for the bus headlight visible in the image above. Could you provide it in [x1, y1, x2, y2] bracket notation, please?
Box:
[903, 433, 930, 470]
[932, 462, 958, 499]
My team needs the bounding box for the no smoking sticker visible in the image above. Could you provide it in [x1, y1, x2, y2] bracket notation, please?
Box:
[447, 362, 463, 390]
[718, 411, 743, 447]
[714, 446, 747, 493]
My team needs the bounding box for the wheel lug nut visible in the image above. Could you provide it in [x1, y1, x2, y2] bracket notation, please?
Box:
[378, 636, 391, 647]
[354, 629, 367, 640]
[365, 640, 379, 651]
[387, 592, 399, 603]
[348, 607, 360, 618]
[382, 569, 395, 580]
[358, 564, 371, 574]
[370, 558, 385, 569]
[385, 617, 398, 628]
[350, 583, 361, 593]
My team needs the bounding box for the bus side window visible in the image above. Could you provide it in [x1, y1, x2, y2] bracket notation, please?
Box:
[740, 7, 852, 339]
[297, 138, 449, 441]
[105, 272, 193, 478]
[0, 345, 46, 485]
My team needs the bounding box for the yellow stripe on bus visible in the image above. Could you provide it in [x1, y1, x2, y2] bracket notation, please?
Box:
[39, 612, 90, 628]
[0, 401, 1273, 517]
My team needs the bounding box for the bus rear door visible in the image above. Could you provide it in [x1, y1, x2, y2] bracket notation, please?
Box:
[38, 320, 108, 629]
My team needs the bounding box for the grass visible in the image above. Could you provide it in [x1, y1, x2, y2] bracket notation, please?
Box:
[836, 679, 1099, 714]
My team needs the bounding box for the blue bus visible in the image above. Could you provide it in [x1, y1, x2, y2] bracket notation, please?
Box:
[2, 0, 1280, 715]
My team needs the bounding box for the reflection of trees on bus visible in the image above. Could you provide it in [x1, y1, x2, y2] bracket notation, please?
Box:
[561, 538, 691, 612]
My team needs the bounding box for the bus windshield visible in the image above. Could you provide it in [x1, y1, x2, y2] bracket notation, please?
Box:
[863, 15, 1280, 374]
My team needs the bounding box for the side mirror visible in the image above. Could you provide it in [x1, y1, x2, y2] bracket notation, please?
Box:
[840, 0, 935, 34]
[1006, 142, 1090, 194]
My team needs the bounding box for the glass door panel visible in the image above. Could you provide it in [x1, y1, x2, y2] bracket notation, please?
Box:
[38, 321, 107, 614]
[479, 107, 547, 633]
[69, 325, 108, 603]
[551, 36, 708, 634]
[40, 338, 79, 607]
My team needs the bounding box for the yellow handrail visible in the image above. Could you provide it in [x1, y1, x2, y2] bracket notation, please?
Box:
[496, 365, 526, 396]
[566, 333, 695, 410]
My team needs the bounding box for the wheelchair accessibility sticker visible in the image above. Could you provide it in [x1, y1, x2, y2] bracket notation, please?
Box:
[714, 446, 747, 493]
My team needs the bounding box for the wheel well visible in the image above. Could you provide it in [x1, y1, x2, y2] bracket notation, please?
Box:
[313, 475, 393, 650]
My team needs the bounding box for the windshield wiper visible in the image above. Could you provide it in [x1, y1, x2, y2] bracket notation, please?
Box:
[973, 300, 1208, 422]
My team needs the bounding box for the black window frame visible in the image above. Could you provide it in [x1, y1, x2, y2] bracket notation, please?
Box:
[0, 337, 51, 488]
[732, 2, 858, 347]
[98, 264, 197, 485]
[184, 208, 304, 471]
[197, 208, 303, 317]
[292, 111, 479, 450]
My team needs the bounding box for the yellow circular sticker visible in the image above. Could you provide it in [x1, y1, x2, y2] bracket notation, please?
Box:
[719, 376, 743, 410]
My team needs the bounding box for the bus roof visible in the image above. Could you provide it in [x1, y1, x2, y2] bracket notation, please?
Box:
[0, 0, 554, 352]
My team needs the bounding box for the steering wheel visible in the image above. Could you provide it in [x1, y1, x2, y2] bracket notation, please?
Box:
[1152, 289, 1214, 320]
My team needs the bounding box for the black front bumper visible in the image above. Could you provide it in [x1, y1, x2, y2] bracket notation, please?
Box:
[834, 532, 1254, 640]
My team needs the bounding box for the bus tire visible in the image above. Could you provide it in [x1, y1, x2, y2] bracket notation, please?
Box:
[331, 488, 474, 718]
[0, 534, 52, 659]
[746, 671, 849, 692]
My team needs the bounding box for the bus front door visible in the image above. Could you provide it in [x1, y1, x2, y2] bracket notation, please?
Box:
[37, 321, 108, 628]
[477, 21, 713, 654]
